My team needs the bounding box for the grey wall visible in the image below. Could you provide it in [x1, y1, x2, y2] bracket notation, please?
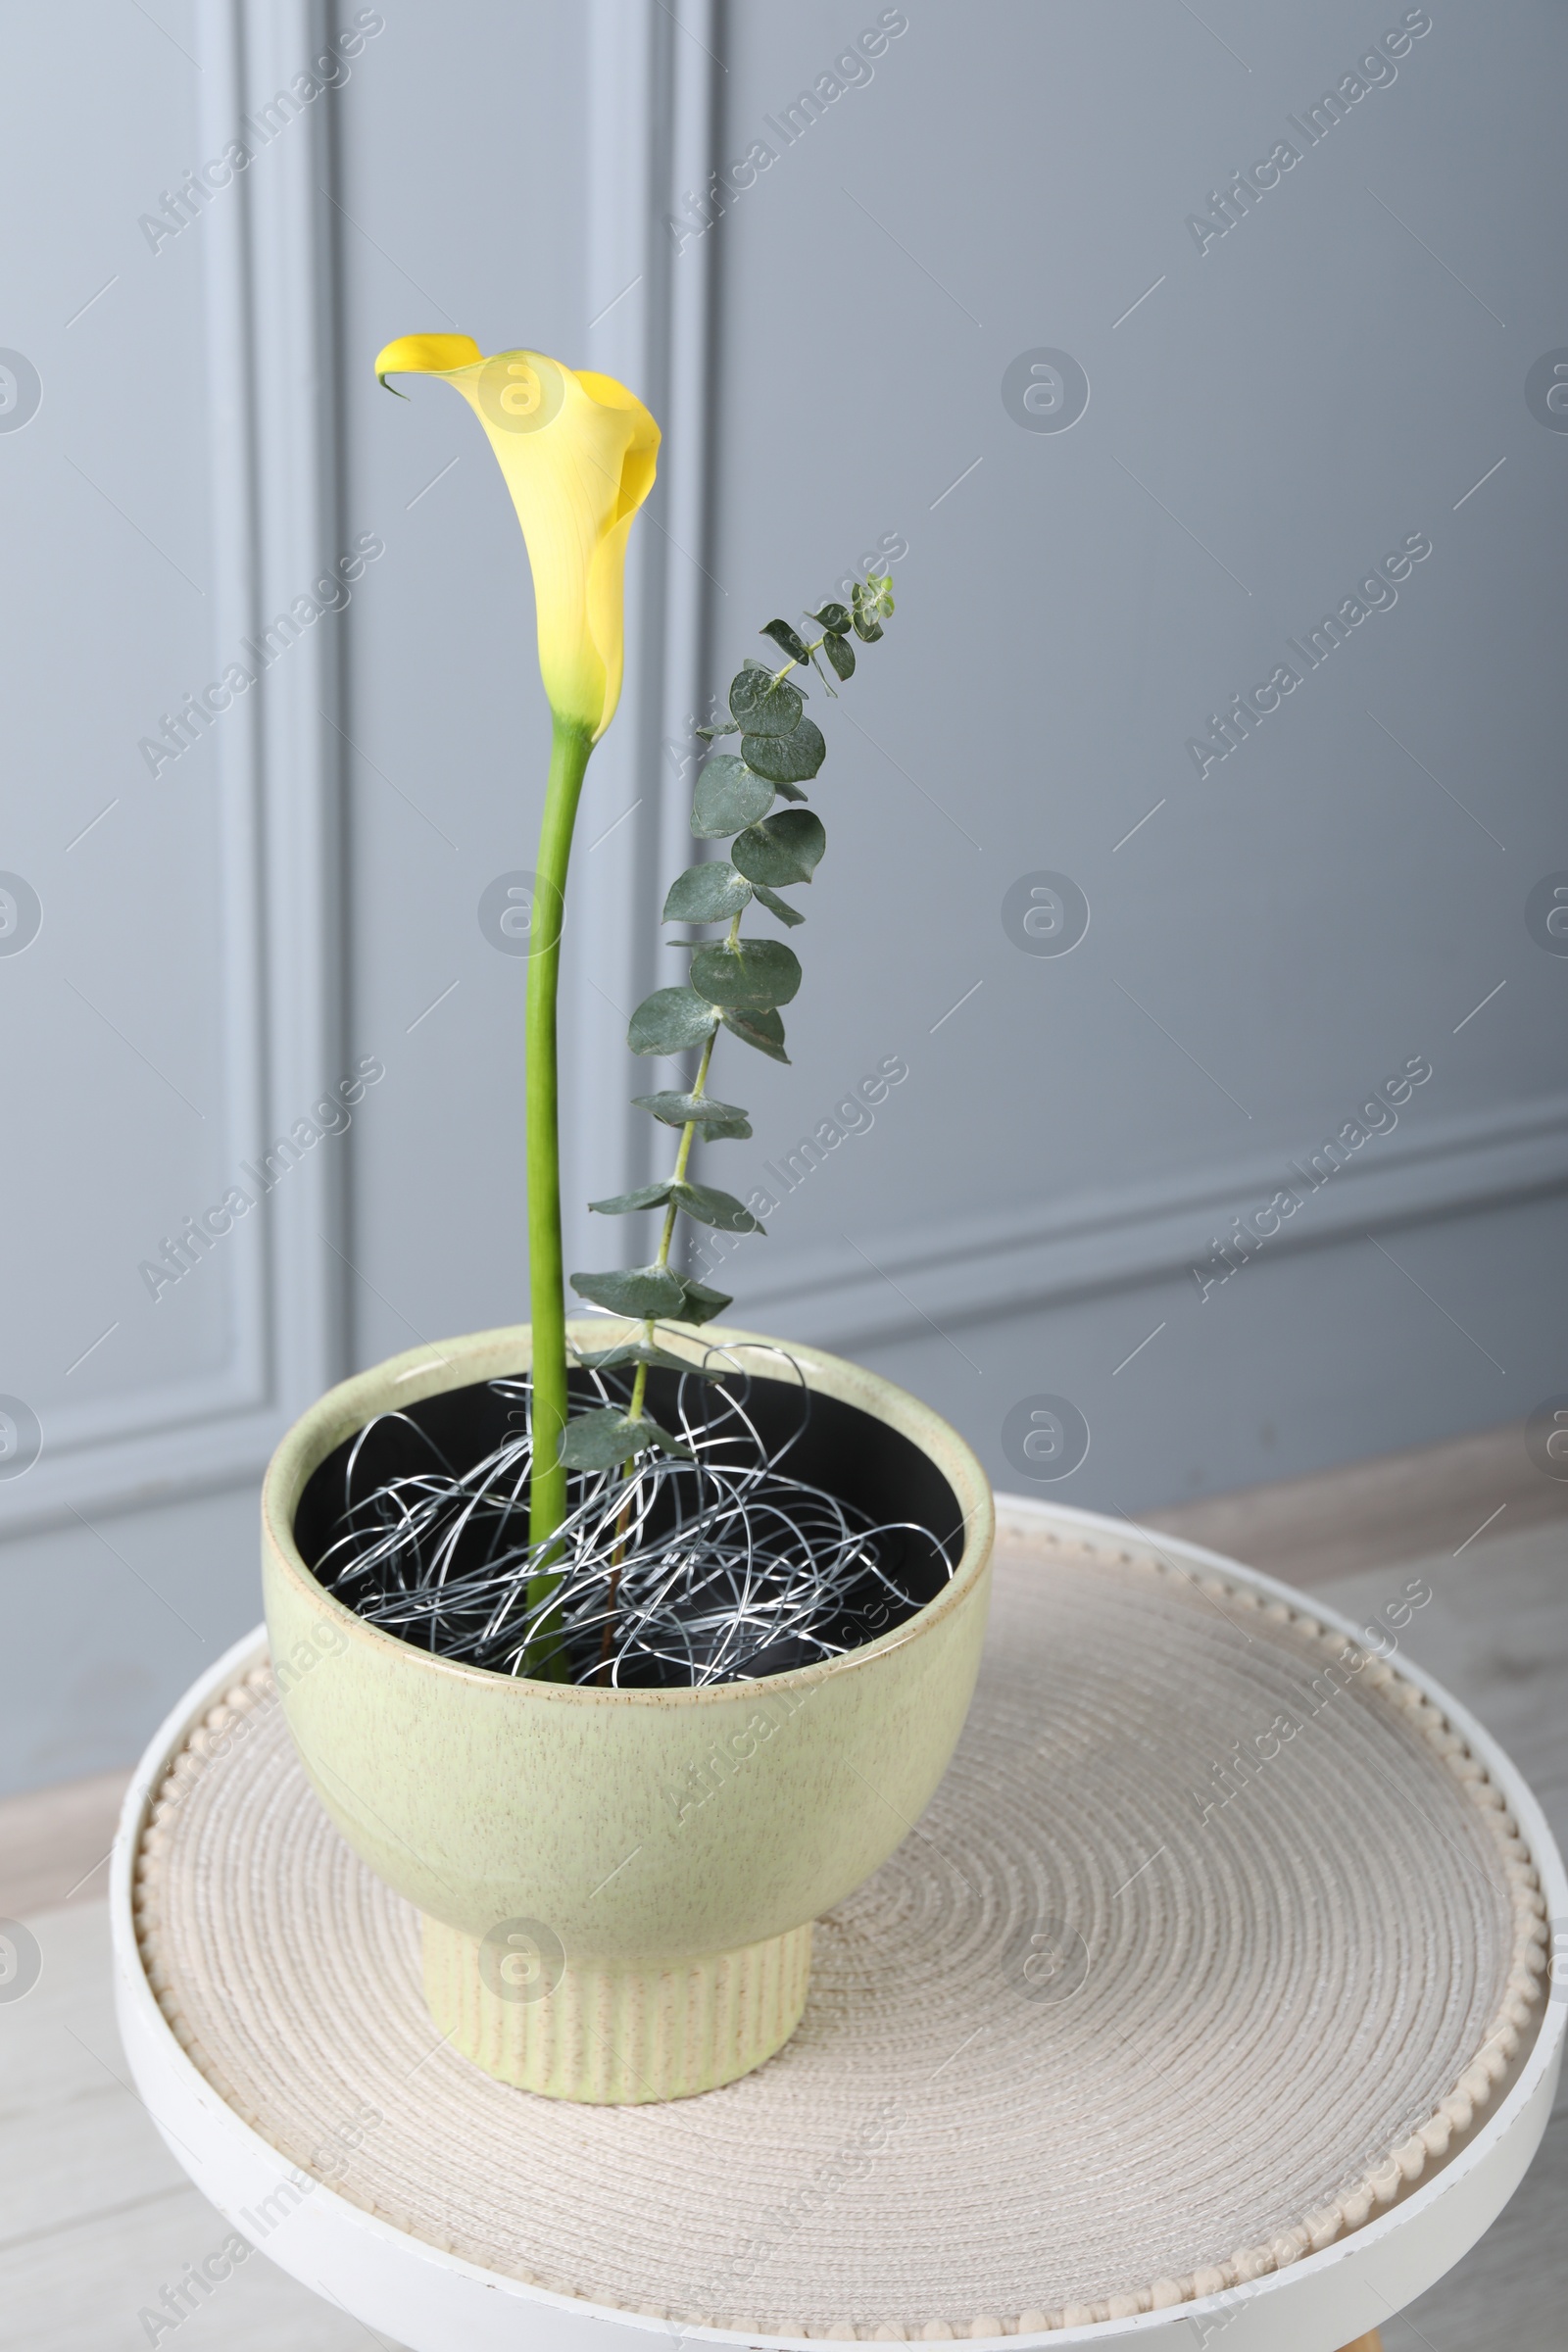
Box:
[2, 0, 1564, 1794]
[685, 0, 1568, 1501]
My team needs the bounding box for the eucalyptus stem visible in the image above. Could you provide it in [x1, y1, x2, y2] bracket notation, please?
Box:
[627, 1027, 715, 1426]
[771, 630, 829, 685]
[599, 1031, 716, 1681]
[565, 571, 896, 1633]
[526, 712, 595, 1675]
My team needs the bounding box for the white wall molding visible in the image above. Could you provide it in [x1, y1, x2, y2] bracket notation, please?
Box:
[561, 0, 719, 1282]
[0, 0, 346, 1536]
[729, 1092, 1568, 1353]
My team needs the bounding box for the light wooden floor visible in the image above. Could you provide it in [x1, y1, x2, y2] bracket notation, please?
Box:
[2, 1426, 1564, 2350]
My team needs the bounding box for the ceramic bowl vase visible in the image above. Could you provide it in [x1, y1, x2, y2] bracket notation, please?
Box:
[262, 1319, 995, 2103]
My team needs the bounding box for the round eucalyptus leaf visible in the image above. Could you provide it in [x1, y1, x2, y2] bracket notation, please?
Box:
[719, 1004, 790, 1063]
[750, 883, 805, 929]
[632, 1091, 752, 1139]
[574, 1340, 730, 1380]
[588, 1181, 673, 1216]
[740, 717, 825, 785]
[692, 754, 774, 839]
[670, 1181, 764, 1234]
[760, 618, 809, 662]
[627, 986, 720, 1056]
[820, 631, 855, 681]
[662, 861, 751, 923]
[674, 1274, 734, 1325]
[731, 809, 826, 888]
[691, 937, 802, 1009]
[569, 1263, 688, 1317]
[728, 666, 805, 738]
[558, 1407, 691, 1471]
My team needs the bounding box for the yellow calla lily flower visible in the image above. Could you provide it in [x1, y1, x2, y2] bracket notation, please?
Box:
[374, 333, 660, 742]
[374, 331, 662, 1620]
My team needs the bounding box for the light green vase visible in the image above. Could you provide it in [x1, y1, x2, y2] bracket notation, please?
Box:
[262, 1320, 994, 2103]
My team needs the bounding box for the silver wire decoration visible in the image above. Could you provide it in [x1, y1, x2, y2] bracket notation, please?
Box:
[313, 1343, 955, 1688]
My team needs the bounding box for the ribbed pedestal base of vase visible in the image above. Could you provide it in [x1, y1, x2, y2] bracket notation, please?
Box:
[420, 1914, 813, 2103]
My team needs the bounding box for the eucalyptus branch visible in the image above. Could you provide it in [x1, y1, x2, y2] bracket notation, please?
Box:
[627, 1024, 716, 1429]
[564, 572, 896, 1468]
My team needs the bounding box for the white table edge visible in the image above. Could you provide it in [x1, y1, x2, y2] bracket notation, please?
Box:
[108, 1494, 1568, 2352]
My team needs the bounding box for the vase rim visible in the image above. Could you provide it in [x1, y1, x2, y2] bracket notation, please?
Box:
[262, 1318, 996, 1708]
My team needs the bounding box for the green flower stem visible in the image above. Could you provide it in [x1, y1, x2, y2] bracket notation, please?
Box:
[526, 712, 596, 1675]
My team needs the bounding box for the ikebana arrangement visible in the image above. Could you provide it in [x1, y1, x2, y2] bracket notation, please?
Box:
[313, 334, 934, 1691]
[260, 337, 995, 2100]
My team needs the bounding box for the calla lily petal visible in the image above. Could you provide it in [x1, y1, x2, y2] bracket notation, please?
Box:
[374, 333, 483, 390]
[374, 336, 659, 740]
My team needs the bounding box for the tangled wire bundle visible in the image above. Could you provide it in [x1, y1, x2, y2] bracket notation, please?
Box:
[313, 1350, 954, 1688]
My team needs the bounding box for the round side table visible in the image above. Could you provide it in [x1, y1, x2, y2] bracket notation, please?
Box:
[113, 1497, 1565, 2351]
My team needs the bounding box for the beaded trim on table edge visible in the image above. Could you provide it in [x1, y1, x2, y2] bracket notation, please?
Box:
[130, 1529, 1551, 2339]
